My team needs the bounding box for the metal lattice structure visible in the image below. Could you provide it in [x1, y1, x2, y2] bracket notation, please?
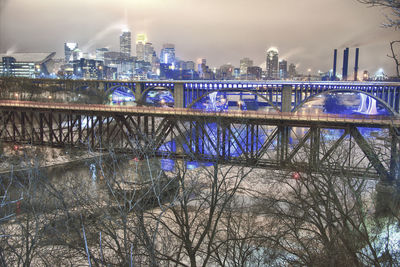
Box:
[0, 101, 399, 183]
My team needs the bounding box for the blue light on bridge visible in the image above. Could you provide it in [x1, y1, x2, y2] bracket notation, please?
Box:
[145, 90, 174, 106]
[158, 122, 268, 162]
[109, 87, 135, 104]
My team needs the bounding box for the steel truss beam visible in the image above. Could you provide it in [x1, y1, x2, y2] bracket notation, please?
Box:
[0, 108, 398, 182]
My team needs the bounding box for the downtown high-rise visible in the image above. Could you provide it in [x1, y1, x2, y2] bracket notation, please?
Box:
[160, 44, 175, 65]
[120, 30, 131, 56]
[266, 47, 279, 79]
[135, 33, 147, 61]
[64, 42, 78, 62]
[240, 58, 253, 80]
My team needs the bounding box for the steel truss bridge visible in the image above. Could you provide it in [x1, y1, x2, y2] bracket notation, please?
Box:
[0, 100, 399, 183]
[1, 77, 400, 114]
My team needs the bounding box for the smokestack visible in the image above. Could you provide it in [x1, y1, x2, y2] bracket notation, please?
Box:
[332, 49, 337, 81]
[342, 47, 349, 81]
[354, 48, 359, 81]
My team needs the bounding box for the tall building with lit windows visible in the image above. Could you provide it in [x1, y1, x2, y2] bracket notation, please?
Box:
[120, 30, 131, 56]
[288, 63, 297, 79]
[278, 59, 287, 79]
[240, 57, 253, 80]
[144, 42, 155, 63]
[135, 33, 147, 61]
[64, 42, 78, 62]
[160, 44, 175, 65]
[266, 47, 279, 79]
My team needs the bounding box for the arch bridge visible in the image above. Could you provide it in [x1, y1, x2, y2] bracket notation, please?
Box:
[0, 77, 399, 114]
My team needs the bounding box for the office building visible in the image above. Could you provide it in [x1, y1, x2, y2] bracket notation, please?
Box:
[96, 48, 109, 62]
[72, 58, 104, 79]
[240, 57, 253, 79]
[266, 47, 279, 79]
[71, 48, 82, 61]
[144, 42, 155, 63]
[135, 33, 147, 61]
[185, 61, 195, 71]
[64, 42, 78, 62]
[288, 63, 297, 79]
[279, 60, 288, 79]
[217, 64, 235, 80]
[120, 30, 131, 56]
[104, 51, 134, 79]
[160, 44, 175, 65]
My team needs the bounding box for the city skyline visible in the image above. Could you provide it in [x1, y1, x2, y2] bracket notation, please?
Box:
[0, 0, 398, 75]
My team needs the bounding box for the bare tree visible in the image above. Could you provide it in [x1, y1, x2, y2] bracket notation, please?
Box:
[256, 136, 400, 266]
[357, 0, 400, 77]
[142, 159, 261, 267]
[389, 40, 400, 77]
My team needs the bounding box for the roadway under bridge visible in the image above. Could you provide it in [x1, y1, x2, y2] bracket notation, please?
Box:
[1, 77, 399, 114]
[0, 100, 399, 184]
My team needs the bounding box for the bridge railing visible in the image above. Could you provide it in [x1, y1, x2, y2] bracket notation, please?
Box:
[0, 100, 398, 126]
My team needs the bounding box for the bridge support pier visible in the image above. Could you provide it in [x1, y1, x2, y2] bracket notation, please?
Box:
[281, 85, 292, 113]
[278, 126, 290, 165]
[174, 83, 184, 108]
[135, 83, 143, 105]
[97, 82, 105, 92]
[309, 128, 320, 170]
[376, 127, 400, 217]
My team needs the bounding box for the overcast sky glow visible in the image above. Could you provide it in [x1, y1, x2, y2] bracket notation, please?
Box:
[0, 0, 398, 75]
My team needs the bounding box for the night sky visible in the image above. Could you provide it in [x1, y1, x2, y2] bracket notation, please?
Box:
[0, 0, 398, 75]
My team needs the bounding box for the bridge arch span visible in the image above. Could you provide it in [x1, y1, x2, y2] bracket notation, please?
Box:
[140, 86, 174, 103]
[187, 88, 281, 112]
[292, 89, 397, 115]
[104, 85, 136, 98]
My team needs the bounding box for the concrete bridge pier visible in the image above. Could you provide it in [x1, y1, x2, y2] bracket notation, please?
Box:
[281, 85, 292, 112]
[376, 127, 400, 217]
[309, 128, 320, 170]
[174, 83, 184, 108]
[277, 126, 290, 165]
[97, 81, 105, 92]
[135, 83, 143, 105]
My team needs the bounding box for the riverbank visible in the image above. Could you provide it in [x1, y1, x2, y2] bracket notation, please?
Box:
[0, 144, 106, 175]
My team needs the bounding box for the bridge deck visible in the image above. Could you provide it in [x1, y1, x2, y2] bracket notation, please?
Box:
[0, 100, 398, 128]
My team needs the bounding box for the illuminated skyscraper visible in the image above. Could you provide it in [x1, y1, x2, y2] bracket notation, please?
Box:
[136, 33, 147, 44]
[240, 57, 253, 80]
[266, 47, 279, 79]
[278, 60, 287, 79]
[135, 33, 147, 61]
[144, 42, 155, 63]
[64, 42, 78, 62]
[288, 63, 297, 79]
[120, 30, 131, 56]
[160, 44, 175, 65]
